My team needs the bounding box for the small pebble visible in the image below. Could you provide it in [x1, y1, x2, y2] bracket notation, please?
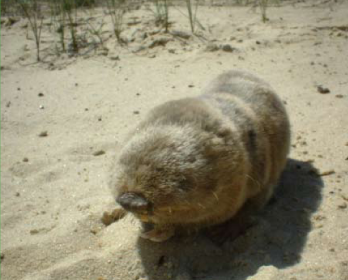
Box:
[338, 202, 347, 209]
[38, 131, 48, 137]
[205, 43, 219, 52]
[39, 105, 45, 109]
[22, 157, 29, 162]
[133, 111, 140, 115]
[335, 94, 343, 98]
[221, 44, 235, 52]
[93, 150, 105, 156]
[30, 229, 39, 235]
[90, 227, 102, 235]
[317, 85, 330, 94]
[0, 253, 4, 262]
[38, 93, 44, 97]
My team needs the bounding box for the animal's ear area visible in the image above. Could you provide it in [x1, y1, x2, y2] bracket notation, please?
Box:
[203, 135, 228, 159]
[177, 177, 192, 191]
[117, 192, 152, 213]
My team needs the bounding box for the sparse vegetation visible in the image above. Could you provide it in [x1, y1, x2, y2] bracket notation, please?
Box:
[259, 0, 269, 23]
[184, 0, 200, 33]
[84, 8, 106, 48]
[0, 0, 284, 62]
[104, 0, 127, 44]
[16, 0, 44, 61]
[61, 0, 80, 53]
[49, 0, 67, 52]
[150, 0, 170, 32]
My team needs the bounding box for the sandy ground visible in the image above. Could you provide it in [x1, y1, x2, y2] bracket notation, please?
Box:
[1, 0, 348, 279]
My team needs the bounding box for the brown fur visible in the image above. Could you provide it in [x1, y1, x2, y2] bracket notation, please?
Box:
[110, 70, 290, 242]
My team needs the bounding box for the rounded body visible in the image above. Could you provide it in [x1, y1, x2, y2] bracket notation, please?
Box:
[112, 70, 290, 240]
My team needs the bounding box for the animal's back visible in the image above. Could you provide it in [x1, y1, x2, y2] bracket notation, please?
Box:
[201, 70, 290, 206]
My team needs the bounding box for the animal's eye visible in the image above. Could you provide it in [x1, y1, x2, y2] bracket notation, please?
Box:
[178, 178, 191, 191]
[155, 167, 164, 172]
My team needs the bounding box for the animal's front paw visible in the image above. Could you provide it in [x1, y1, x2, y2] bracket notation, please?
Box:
[101, 208, 127, 226]
[140, 226, 175, 242]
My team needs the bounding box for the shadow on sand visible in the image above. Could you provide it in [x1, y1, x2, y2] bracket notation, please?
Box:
[136, 159, 324, 280]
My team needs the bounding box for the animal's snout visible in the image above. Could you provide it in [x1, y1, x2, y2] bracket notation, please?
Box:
[116, 193, 153, 214]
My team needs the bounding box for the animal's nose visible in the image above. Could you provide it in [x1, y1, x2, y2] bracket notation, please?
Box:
[116, 193, 152, 213]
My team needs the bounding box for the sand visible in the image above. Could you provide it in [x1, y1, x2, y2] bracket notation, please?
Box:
[1, 0, 348, 279]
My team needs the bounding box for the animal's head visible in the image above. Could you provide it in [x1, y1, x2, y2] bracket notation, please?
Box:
[112, 125, 227, 224]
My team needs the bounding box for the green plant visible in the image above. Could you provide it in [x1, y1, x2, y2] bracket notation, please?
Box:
[185, 0, 200, 33]
[104, 0, 126, 44]
[259, 0, 269, 23]
[49, 0, 67, 52]
[1, 0, 18, 16]
[17, 0, 44, 61]
[61, 0, 79, 53]
[151, 0, 170, 32]
[85, 13, 106, 48]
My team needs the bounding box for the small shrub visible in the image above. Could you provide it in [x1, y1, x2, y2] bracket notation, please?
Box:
[149, 0, 170, 32]
[104, 0, 127, 44]
[185, 0, 200, 33]
[17, 0, 44, 61]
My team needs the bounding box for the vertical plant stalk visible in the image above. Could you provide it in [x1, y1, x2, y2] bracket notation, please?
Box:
[18, 0, 44, 61]
[59, 10, 66, 52]
[260, 0, 268, 23]
[105, 0, 125, 44]
[185, 0, 200, 34]
[163, 0, 169, 33]
[152, 0, 170, 32]
[85, 14, 105, 48]
[61, 0, 79, 53]
[186, 0, 194, 33]
[51, 0, 66, 52]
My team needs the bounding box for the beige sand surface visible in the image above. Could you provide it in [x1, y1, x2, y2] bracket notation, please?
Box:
[1, 0, 348, 279]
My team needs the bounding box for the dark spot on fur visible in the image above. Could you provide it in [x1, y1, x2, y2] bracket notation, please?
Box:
[247, 129, 257, 153]
[178, 178, 192, 191]
[157, 255, 166, 267]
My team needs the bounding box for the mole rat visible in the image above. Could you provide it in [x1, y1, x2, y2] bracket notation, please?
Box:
[110, 70, 290, 242]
